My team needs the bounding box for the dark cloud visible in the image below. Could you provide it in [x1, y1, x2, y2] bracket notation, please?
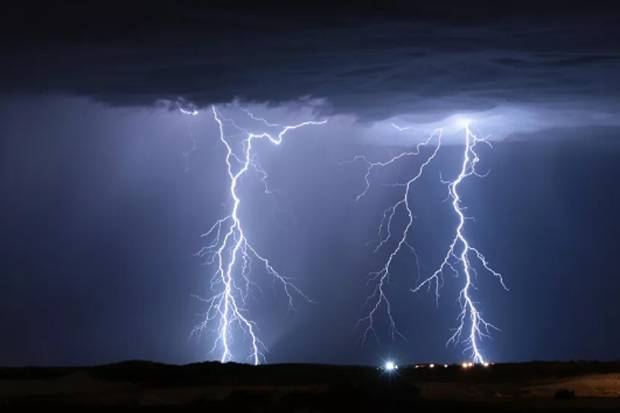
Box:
[1, 1, 620, 120]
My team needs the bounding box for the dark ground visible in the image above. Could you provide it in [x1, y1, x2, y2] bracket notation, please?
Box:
[1, 361, 620, 411]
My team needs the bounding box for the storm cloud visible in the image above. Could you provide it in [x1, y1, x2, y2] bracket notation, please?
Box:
[2, 1, 620, 124]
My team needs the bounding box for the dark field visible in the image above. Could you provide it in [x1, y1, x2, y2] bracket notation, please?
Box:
[1, 361, 620, 411]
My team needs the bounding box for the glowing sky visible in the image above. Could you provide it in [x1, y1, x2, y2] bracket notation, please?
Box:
[1, 2, 619, 365]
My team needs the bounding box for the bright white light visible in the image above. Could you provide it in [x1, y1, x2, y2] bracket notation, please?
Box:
[444, 364, 449, 368]
[454, 116, 472, 129]
[179, 107, 199, 116]
[383, 361, 398, 372]
[429, 363, 435, 368]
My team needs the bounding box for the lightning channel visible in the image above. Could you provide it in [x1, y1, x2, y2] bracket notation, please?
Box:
[186, 105, 326, 365]
[412, 123, 508, 364]
[350, 126, 444, 344]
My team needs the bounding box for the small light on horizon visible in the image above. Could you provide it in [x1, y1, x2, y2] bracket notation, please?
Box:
[383, 360, 398, 372]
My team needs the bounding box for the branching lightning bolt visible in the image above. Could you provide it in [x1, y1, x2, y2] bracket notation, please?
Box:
[413, 122, 508, 364]
[349, 126, 444, 344]
[186, 105, 326, 365]
[351, 120, 507, 363]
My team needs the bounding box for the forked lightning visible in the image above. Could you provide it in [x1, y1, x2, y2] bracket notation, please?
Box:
[184, 105, 325, 364]
[353, 119, 507, 363]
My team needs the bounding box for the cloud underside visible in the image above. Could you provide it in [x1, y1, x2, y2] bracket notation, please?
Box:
[2, 4, 619, 121]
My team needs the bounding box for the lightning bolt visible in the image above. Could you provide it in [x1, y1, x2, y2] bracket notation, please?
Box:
[186, 105, 326, 365]
[350, 126, 444, 343]
[352, 120, 507, 363]
[413, 122, 508, 364]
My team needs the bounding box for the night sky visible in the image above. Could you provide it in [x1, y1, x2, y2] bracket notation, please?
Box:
[1, 1, 620, 366]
